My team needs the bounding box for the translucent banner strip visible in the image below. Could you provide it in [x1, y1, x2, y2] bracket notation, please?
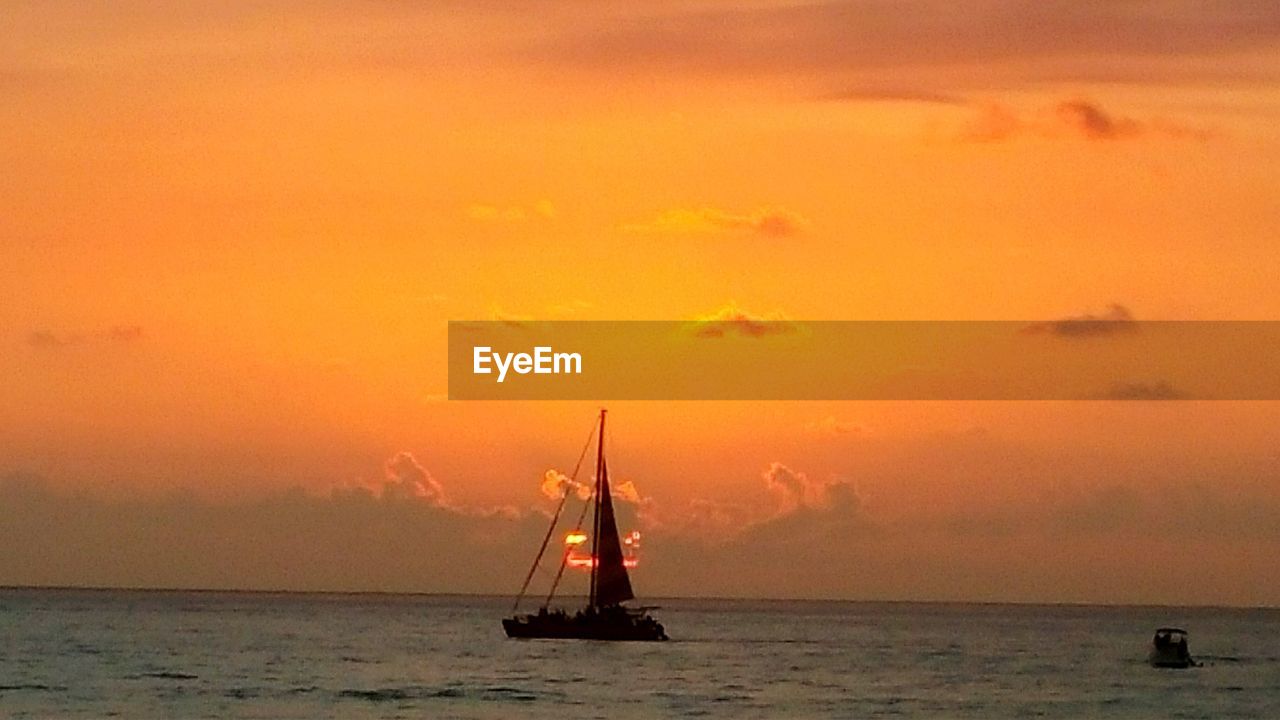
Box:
[447, 321, 1280, 400]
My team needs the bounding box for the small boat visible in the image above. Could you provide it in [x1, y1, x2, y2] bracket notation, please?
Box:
[502, 409, 667, 641]
[1148, 627, 1196, 668]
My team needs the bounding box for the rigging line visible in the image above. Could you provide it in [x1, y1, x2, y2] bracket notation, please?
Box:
[544, 484, 595, 609]
[544, 425, 602, 608]
[511, 416, 597, 613]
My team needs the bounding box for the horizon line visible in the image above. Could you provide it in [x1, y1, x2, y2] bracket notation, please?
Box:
[2, 583, 1274, 613]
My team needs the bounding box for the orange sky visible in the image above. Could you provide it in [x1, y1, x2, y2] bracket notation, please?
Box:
[2, 1, 1280, 605]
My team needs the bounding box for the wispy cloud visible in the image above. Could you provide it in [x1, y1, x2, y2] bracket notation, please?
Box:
[108, 325, 144, 342]
[691, 303, 797, 339]
[1022, 304, 1138, 338]
[956, 100, 1214, 143]
[530, 1, 1280, 89]
[27, 325, 144, 350]
[488, 306, 532, 328]
[1104, 380, 1184, 400]
[623, 207, 808, 238]
[27, 330, 79, 349]
[821, 86, 968, 105]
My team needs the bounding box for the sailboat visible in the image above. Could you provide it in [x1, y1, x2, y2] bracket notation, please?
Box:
[503, 409, 668, 641]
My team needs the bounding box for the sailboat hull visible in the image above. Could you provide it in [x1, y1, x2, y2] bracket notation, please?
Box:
[503, 611, 667, 641]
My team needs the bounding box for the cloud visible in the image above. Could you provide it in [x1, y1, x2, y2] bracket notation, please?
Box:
[763, 462, 864, 516]
[467, 204, 517, 222]
[0, 470, 542, 594]
[633, 461, 871, 551]
[957, 101, 1024, 142]
[364, 451, 446, 506]
[5, 457, 1280, 604]
[763, 462, 809, 513]
[942, 479, 1280, 542]
[691, 303, 797, 339]
[612, 479, 647, 505]
[27, 325, 145, 349]
[1054, 100, 1141, 140]
[529, 1, 1280, 89]
[539, 468, 647, 506]
[822, 86, 968, 105]
[1105, 380, 1185, 401]
[487, 306, 532, 328]
[654, 497, 746, 538]
[1022, 303, 1138, 338]
[623, 207, 808, 238]
[698, 464, 875, 564]
[943, 484, 1143, 537]
[956, 100, 1213, 143]
[27, 330, 78, 349]
[540, 469, 591, 501]
[108, 325, 144, 342]
[448, 309, 532, 333]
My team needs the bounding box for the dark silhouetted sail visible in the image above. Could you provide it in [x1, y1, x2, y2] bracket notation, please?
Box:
[592, 458, 634, 607]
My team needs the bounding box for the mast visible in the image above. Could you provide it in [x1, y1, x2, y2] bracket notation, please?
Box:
[588, 408, 605, 608]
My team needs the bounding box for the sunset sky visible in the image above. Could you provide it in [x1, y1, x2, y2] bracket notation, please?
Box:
[3, 1, 1280, 606]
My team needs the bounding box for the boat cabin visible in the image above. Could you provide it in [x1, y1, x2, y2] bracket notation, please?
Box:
[1148, 627, 1195, 668]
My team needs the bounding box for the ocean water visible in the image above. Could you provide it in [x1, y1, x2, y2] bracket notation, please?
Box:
[1, 589, 1277, 719]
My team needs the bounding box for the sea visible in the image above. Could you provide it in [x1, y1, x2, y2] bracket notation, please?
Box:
[1, 588, 1277, 719]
